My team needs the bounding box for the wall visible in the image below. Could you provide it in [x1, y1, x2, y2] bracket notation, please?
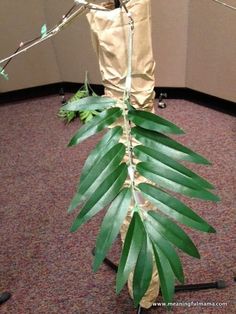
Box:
[152, 0, 189, 87]
[0, 0, 191, 90]
[187, 0, 236, 102]
[0, 0, 235, 102]
[0, 0, 61, 92]
[43, 0, 101, 84]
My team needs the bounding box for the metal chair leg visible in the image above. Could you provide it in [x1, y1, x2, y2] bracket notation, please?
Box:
[0, 292, 11, 305]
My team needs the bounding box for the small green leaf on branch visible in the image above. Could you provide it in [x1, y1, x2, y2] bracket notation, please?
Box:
[0, 66, 9, 80]
[41, 24, 47, 38]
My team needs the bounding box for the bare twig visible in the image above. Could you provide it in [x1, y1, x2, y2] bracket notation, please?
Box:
[0, 4, 88, 67]
[211, 0, 236, 10]
[1, 0, 235, 70]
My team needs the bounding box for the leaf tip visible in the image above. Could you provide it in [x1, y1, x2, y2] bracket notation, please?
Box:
[179, 273, 185, 284]
[92, 262, 99, 273]
[70, 218, 81, 233]
[115, 286, 121, 295]
[133, 300, 140, 308]
[70, 225, 77, 233]
[211, 194, 221, 202]
[92, 253, 102, 273]
[203, 159, 212, 165]
[115, 279, 124, 295]
[208, 225, 216, 233]
[67, 140, 74, 147]
[67, 206, 73, 213]
[194, 250, 201, 259]
[175, 128, 185, 135]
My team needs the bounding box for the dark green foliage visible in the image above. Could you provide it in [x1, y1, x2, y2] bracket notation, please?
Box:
[69, 143, 126, 211]
[131, 127, 211, 164]
[128, 110, 184, 134]
[153, 246, 175, 306]
[79, 126, 123, 182]
[68, 107, 122, 146]
[58, 74, 107, 124]
[145, 219, 184, 283]
[70, 163, 128, 232]
[62, 95, 116, 111]
[93, 188, 132, 272]
[136, 162, 219, 201]
[138, 183, 216, 233]
[116, 212, 145, 293]
[68, 98, 219, 307]
[133, 235, 153, 306]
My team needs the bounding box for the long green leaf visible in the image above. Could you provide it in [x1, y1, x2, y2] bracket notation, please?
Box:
[134, 145, 214, 190]
[62, 96, 116, 111]
[69, 107, 122, 146]
[68, 193, 82, 214]
[128, 110, 184, 135]
[136, 162, 220, 201]
[80, 126, 123, 182]
[147, 211, 200, 258]
[133, 235, 153, 307]
[70, 163, 128, 232]
[138, 183, 215, 233]
[145, 220, 184, 283]
[131, 126, 211, 164]
[68, 126, 123, 218]
[93, 188, 132, 272]
[152, 245, 175, 305]
[116, 212, 145, 294]
[68, 143, 126, 212]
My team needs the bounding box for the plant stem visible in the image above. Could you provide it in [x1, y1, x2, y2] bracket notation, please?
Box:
[0, 5, 87, 66]
[119, 4, 139, 209]
[121, 101, 139, 209]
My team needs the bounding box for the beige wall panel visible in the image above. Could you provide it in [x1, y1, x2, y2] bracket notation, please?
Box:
[0, 0, 61, 93]
[187, 0, 236, 102]
[44, 0, 101, 84]
[0, 0, 190, 91]
[152, 0, 189, 87]
[0, 0, 235, 102]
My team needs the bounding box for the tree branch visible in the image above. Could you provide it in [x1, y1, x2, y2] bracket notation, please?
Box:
[0, 3, 88, 68]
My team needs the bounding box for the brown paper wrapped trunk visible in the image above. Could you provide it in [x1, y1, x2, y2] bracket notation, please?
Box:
[87, 0, 159, 308]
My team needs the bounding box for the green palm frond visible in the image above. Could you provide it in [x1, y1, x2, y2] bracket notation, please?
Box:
[132, 235, 153, 306]
[62, 95, 116, 112]
[58, 73, 106, 124]
[70, 163, 128, 231]
[116, 212, 145, 294]
[131, 126, 211, 164]
[68, 97, 220, 307]
[68, 107, 122, 146]
[93, 187, 132, 272]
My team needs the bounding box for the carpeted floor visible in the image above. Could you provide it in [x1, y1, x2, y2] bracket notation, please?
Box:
[0, 95, 235, 313]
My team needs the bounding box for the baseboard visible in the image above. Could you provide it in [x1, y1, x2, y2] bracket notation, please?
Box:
[155, 87, 236, 116]
[0, 82, 105, 105]
[0, 83, 235, 115]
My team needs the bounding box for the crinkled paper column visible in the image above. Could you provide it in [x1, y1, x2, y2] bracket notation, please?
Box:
[87, 0, 159, 308]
